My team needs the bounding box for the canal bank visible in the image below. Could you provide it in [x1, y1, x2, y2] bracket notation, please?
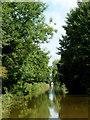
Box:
[2, 82, 49, 118]
[2, 85, 88, 119]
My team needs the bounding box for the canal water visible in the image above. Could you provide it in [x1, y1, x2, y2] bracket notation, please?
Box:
[2, 86, 89, 119]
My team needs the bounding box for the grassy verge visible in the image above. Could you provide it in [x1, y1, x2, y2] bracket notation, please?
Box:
[0, 95, 2, 120]
[2, 82, 49, 118]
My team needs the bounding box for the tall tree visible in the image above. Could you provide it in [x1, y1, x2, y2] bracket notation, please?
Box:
[2, 2, 56, 91]
[58, 1, 90, 94]
[52, 59, 60, 84]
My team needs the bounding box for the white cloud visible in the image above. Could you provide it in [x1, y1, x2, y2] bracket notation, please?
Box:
[48, 0, 77, 8]
[45, 11, 66, 36]
[47, 11, 65, 29]
[41, 0, 78, 66]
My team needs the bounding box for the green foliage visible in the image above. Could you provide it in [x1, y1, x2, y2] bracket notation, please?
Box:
[12, 81, 49, 98]
[61, 83, 69, 94]
[3, 87, 13, 100]
[2, 2, 55, 92]
[2, 89, 50, 118]
[57, 2, 90, 94]
[52, 59, 60, 84]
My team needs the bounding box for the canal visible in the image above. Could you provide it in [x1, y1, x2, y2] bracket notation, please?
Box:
[2, 86, 89, 119]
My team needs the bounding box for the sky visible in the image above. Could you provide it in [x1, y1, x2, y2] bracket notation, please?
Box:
[40, 0, 78, 66]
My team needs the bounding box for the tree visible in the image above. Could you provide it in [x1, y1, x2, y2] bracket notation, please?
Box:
[52, 59, 60, 84]
[58, 1, 90, 94]
[2, 2, 56, 92]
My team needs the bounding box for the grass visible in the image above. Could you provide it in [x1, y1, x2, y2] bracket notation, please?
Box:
[2, 82, 49, 118]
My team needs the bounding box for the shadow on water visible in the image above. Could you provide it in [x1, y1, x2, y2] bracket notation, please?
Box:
[2, 85, 89, 119]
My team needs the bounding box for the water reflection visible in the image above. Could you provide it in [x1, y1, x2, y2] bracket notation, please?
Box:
[9, 94, 50, 118]
[2, 87, 88, 119]
[48, 86, 60, 119]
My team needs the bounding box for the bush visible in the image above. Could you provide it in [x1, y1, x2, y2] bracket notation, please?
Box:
[12, 82, 49, 98]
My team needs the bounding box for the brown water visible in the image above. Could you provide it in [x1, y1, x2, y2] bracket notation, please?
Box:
[2, 87, 89, 119]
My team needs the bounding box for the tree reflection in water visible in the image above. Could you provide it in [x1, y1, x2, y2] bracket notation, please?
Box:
[2, 87, 88, 119]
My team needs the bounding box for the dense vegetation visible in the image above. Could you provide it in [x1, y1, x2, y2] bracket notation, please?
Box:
[52, 2, 90, 94]
[2, 1, 90, 96]
[2, 2, 56, 94]
[52, 59, 60, 85]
